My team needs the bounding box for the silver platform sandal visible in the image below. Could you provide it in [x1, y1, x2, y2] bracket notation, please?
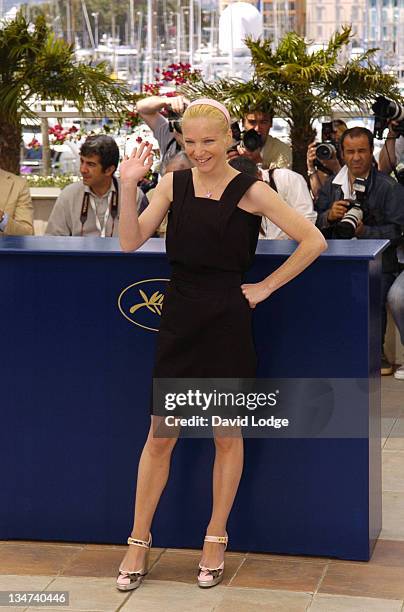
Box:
[116, 533, 152, 591]
[197, 533, 228, 588]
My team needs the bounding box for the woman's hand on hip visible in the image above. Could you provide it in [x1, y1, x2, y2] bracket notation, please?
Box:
[241, 281, 273, 309]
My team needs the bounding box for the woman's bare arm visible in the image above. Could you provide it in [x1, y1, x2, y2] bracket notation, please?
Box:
[119, 143, 173, 252]
[239, 180, 327, 307]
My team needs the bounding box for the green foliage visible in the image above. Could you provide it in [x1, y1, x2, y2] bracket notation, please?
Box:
[182, 26, 402, 174]
[0, 11, 133, 123]
[182, 26, 401, 123]
[25, 174, 80, 188]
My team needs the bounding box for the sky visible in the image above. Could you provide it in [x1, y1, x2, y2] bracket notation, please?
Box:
[3, 0, 43, 12]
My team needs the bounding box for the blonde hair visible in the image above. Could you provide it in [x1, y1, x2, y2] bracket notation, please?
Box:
[182, 104, 230, 134]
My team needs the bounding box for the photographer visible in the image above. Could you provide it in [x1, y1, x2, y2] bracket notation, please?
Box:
[315, 126, 404, 375]
[307, 119, 347, 201]
[378, 123, 404, 176]
[373, 95, 404, 178]
[136, 95, 187, 171]
[239, 108, 292, 169]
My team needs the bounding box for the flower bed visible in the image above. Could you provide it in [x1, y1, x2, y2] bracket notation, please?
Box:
[25, 175, 80, 189]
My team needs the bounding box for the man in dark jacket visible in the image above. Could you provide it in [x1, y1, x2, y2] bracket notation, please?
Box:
[315, 126, 404, 375]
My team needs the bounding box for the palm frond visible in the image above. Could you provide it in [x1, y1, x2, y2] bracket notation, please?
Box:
[180, 25, 403, 175]
[315, 26, 352, 63]
[0, 10, 132, 124]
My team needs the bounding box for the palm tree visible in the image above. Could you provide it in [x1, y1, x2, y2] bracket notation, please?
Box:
[182, 27, 402, 177]
[0, 12, 132, 174]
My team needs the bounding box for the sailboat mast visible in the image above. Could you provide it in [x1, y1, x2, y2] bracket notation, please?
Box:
[147, 0, 154, 82]
[189, 0, 194, 66]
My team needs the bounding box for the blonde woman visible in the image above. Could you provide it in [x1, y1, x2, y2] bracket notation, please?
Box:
[116, 99, 327, 591]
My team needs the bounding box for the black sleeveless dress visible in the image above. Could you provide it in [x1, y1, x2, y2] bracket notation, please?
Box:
[152, 168, 261, 391]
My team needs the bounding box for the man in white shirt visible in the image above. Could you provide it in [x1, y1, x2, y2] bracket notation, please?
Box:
[260, 167, 316, 238]
[228, 156, 315, 239]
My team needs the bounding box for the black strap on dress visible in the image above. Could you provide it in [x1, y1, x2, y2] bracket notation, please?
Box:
[218, 172, 259, 239]
[170, 169, 192, 235]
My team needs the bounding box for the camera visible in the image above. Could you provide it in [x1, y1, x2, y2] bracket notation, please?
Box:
[138, 171, 159, 194]
[316, 142, 337, 160]
[242, 129, 263, 152]
[372, 96, 404, 140]
[167, 110, 183, 134]
[395, 163, 404, 186]
[315, 121, 339, 162]
[228, 122, 263, 154]
[333, 177, 367, 239]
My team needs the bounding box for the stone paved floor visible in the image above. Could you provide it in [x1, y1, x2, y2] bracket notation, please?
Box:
[1, 377, 404, 612]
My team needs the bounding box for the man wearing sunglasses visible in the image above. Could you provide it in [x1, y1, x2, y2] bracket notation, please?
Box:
[136, 95, 187, 172]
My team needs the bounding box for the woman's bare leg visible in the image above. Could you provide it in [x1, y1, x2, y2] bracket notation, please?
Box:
[200, 431, 244, 568]
[119, 416, 178, 571]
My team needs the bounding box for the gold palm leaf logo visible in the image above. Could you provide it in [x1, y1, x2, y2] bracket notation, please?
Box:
[130, 290, 164, 316]
[118, 278, 169, 332]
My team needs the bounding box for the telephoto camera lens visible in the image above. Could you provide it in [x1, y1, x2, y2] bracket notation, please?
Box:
[316, 142, 336, 161]
[395, 163, 404, 186]
[167, 110, 183, 134]
[242, 129, 263, 152]
[333, 205, 363, 239]
[372, 96, 404, 123]
[333, 177, 367, 239]
[390, 101, 404, 122]
[372, 96, 404, 139]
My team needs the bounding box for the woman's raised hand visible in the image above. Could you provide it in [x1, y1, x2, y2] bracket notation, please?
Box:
[120, 141, 154, 184]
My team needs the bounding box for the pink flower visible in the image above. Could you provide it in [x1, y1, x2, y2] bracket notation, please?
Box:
[28, 137, 41, 150]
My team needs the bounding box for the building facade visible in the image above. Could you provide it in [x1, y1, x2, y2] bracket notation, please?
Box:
[365, 0, 404, 79]
[305, 0, 366, 45]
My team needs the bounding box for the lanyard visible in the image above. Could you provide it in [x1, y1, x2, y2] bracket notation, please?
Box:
[89, 192, 112, 237]
[80, 178, 119, 237]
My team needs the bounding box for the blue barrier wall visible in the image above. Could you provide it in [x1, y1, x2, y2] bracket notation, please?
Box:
[0, 237, 387, 560]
